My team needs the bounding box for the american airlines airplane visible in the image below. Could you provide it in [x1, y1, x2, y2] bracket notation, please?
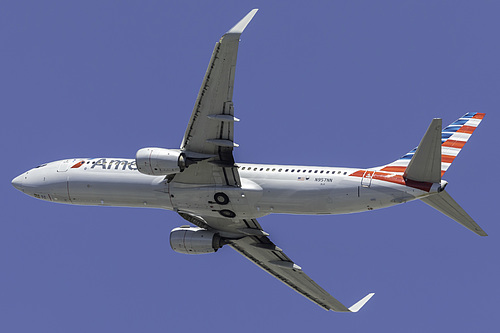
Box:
[11, 9, 486, 312]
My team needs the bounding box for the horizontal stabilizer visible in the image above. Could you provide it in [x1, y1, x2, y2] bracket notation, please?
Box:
[420, 190, 487, 236]
[404, 118, 442, 183]
[349, 293, 375, 313]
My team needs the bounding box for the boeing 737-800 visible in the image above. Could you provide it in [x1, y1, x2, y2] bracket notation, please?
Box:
[11, 9, 486, 312]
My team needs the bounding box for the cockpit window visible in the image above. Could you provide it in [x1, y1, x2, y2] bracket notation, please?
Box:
[35, 164, 47, 168]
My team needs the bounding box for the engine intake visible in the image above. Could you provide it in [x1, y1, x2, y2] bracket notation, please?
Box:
[136, 147, 187, 176]
[170, 226, 225, 254]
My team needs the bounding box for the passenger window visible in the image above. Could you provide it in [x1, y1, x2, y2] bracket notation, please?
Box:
[278, 169, 282, 172]
[326, 171, 330, 174]
[285, 169, 289, 172]
[266, 168, 270, 171]
[320, 170, 324, 173]
[291, 169, 295, 172]
[254, 168, 257, 171]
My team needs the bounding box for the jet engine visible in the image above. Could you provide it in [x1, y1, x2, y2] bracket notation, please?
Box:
[136, 147, 188, 176]
[170, 226, 225, 254]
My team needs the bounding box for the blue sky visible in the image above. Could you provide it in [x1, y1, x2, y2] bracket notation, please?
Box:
[2, 1, 499, 332]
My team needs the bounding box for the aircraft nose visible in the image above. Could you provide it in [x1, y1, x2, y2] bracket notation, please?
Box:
[11, 174, 24, 192]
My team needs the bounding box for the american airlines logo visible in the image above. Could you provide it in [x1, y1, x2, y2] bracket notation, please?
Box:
[71, 159, 138, 171]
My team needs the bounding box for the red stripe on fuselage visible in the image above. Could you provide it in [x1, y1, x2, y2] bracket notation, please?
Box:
[71, 160, 85, 168]
[350, 170, 433, 192]
[380, 166, 406, 172]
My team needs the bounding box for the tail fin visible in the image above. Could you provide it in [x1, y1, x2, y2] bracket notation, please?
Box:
[377, 112, 485, 177]
[376, 112, 486, 236]
[403, 118, 442, 183]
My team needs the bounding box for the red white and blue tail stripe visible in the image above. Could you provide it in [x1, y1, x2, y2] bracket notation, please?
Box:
[377, 112, 485, 177]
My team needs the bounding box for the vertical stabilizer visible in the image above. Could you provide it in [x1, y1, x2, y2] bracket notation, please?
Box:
[377, 113, 485, 177]
[403, 118, 442, 183]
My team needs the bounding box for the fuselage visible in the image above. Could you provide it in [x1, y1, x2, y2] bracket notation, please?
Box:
[11, 157, 436, 219]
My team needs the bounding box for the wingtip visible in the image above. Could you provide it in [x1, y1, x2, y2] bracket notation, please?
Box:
[226, 9, 259, 36]
[348, 293, 375, 313]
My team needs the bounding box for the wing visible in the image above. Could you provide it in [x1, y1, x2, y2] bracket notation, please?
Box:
[230, 232, 374, 312]
[179, 213, 374, 312]
[174, 10, 258, 186]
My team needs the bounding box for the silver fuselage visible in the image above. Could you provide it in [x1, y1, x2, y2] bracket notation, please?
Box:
[12, 158, 430, 219]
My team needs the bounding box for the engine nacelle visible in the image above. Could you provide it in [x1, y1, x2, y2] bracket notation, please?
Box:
[170, 226, 224, 255]
[136, 147, 187, 176]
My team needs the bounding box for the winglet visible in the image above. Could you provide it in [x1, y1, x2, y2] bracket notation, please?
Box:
[348, 293, 375, 313]
[225, 9, 258, 36]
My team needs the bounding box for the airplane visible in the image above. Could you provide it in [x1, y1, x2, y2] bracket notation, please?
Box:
[11, 9, 487, 313]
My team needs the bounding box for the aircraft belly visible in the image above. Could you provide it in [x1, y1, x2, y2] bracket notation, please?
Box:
[260, 187, 332, 214]
[169, 184, 212, 213]
[251, 178, 333, 214]
[341, 179, 423, 213]
[169, 179, 265, 219]
[248, 176, 424, 215]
